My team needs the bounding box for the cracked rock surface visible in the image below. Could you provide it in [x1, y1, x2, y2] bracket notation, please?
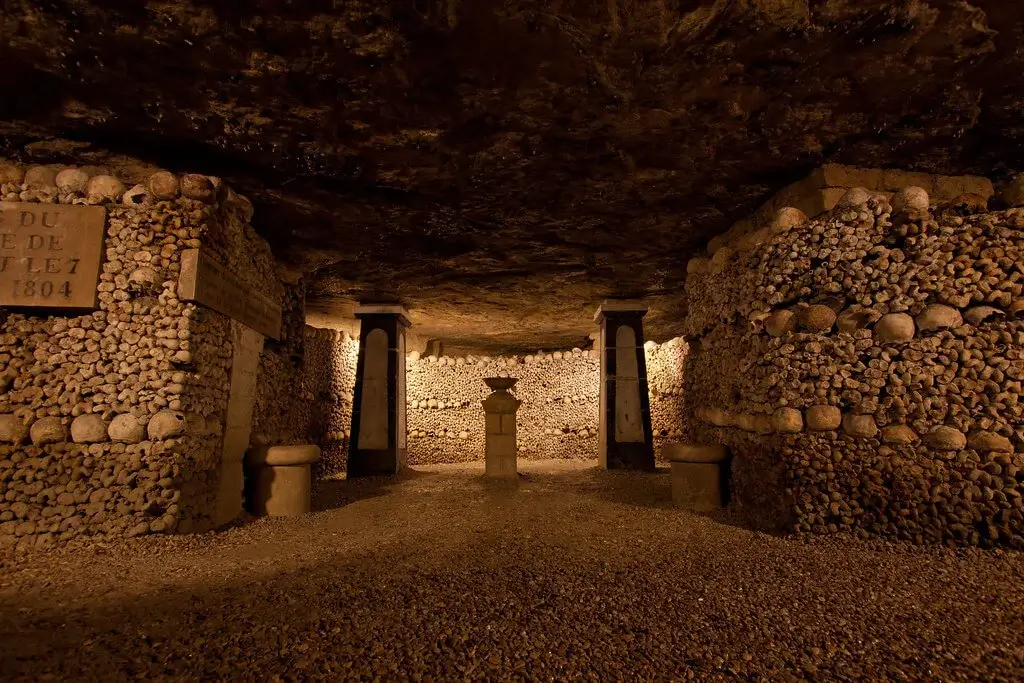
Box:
[1, 1, 1022, 350]
[1, 460, 1021, 681]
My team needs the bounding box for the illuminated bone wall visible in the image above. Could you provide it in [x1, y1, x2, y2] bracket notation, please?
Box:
[301, 329, 688, 474]
[685, 185, 1024, 550]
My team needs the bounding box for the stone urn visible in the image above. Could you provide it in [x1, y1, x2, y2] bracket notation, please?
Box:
[482, 377, 521, 477]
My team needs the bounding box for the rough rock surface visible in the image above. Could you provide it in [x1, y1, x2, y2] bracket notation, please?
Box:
[1, 1, 1022, 350]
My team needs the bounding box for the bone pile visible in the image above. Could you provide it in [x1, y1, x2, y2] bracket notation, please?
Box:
[684, 184, 1024, 549]
[405, 348, 602, 464]
[293, 327, 359, 476]
[0, 160, 284, 551]
[298, 335, 688, 470]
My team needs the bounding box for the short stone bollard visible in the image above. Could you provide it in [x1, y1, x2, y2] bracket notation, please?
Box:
[245, 444, 321, 517]
[665, 443, 728, 512]
[482, 377, 521, 477]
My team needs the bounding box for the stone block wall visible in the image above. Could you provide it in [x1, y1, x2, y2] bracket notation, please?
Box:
[685, 184, 1024, 549]
[299, 331, 688, 474]
[0, 159, 284, 550]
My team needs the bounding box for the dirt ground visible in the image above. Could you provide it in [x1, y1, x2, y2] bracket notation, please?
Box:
[1, 459, 1022, 681]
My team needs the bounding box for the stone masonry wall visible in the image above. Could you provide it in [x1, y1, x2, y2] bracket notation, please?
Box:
[300, 331, 688, 474]
[684, 185, 1024, 549]
[0, 159, 282, 551]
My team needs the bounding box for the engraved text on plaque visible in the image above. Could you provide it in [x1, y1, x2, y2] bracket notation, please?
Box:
[0, 203, 106, 310]
[177, 248, 283, 339]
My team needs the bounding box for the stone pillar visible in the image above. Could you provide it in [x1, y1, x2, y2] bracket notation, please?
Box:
[348, 305, 411, 477]
[214, 321, 265, 527]
[595, 300, 655, 470]
[482, 377, 521, 477]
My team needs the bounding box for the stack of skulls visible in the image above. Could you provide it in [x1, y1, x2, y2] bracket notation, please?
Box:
[0, 159, 280, 549]
[683, 183, 1024, 549]
[404, 348, 601, 464]
[292, 334, 689, 472]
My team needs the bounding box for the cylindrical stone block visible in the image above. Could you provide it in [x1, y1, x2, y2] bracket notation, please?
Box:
[670, 462, 722, 512]
[252, 465, 313, 516]
[246, 445, 320, 517]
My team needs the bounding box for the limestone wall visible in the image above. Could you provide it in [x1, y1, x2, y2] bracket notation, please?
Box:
[0, 159, 283, 550]
[684, 185, 1024, 549]
[301, 331, 688, 473]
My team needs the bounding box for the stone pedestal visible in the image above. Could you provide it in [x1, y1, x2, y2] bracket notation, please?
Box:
[482, 377, 521, 478]
[348, 305, 411, 477]
[246, 445, 321, 517]
[594, 301, 655, 470]
[666, 443, 728, 511]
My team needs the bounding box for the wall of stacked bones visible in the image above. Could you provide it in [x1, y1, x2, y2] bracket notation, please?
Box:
[300, 328, 689, 476]
[684, 185, 1024, 549]
[0, 159, 289, 551]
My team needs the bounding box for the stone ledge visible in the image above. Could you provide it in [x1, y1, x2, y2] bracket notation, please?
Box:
[665, 443, 727, 463]
[723, 163, 994, 244]
[247, 444, 321, 466]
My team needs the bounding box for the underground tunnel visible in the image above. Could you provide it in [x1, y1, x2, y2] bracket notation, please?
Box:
[1, 1, 1023, 680]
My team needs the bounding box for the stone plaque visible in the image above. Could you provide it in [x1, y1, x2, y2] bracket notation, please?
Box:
[357, 328, 389, 450]
[0, 202, 106, 309]
[177, 248, 282, 339]
[614, 325, 644, 443]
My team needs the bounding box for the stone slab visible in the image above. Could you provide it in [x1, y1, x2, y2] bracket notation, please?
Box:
[880, 169, 935, 193]
[0, 202, 105, 309]
[665, 443, 728, 463]
[354, 304, 411, 326]
[728, 165, 997, 237]
[215, 320, 264, 527]
[357, 328, 390, 451]
[810, 164, 883, 190]
[594, 300, 648, 323]
[177, 248, 282, 339]
[933, 174, 994, 201]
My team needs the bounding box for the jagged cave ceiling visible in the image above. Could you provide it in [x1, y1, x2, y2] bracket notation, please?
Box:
[0, 0, 1022, 352]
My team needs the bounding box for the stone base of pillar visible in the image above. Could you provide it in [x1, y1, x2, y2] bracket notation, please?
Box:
[666, 443, 728, 512]
[349, 448, 407, 478]
[246, 445, 321, 517]
[485, 450, 518, 478]
[602, 443, 655, 471]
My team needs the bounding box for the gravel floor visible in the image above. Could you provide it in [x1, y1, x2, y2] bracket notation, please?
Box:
[1, 459, 1022, 682]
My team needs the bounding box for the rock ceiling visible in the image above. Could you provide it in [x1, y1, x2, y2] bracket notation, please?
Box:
[0, 0, 1022, 352]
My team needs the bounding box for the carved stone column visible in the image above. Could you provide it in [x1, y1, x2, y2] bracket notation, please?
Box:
[482, 377, 521, 477]
[595, 300, 655, 470]
[348, 305, 410, 477]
